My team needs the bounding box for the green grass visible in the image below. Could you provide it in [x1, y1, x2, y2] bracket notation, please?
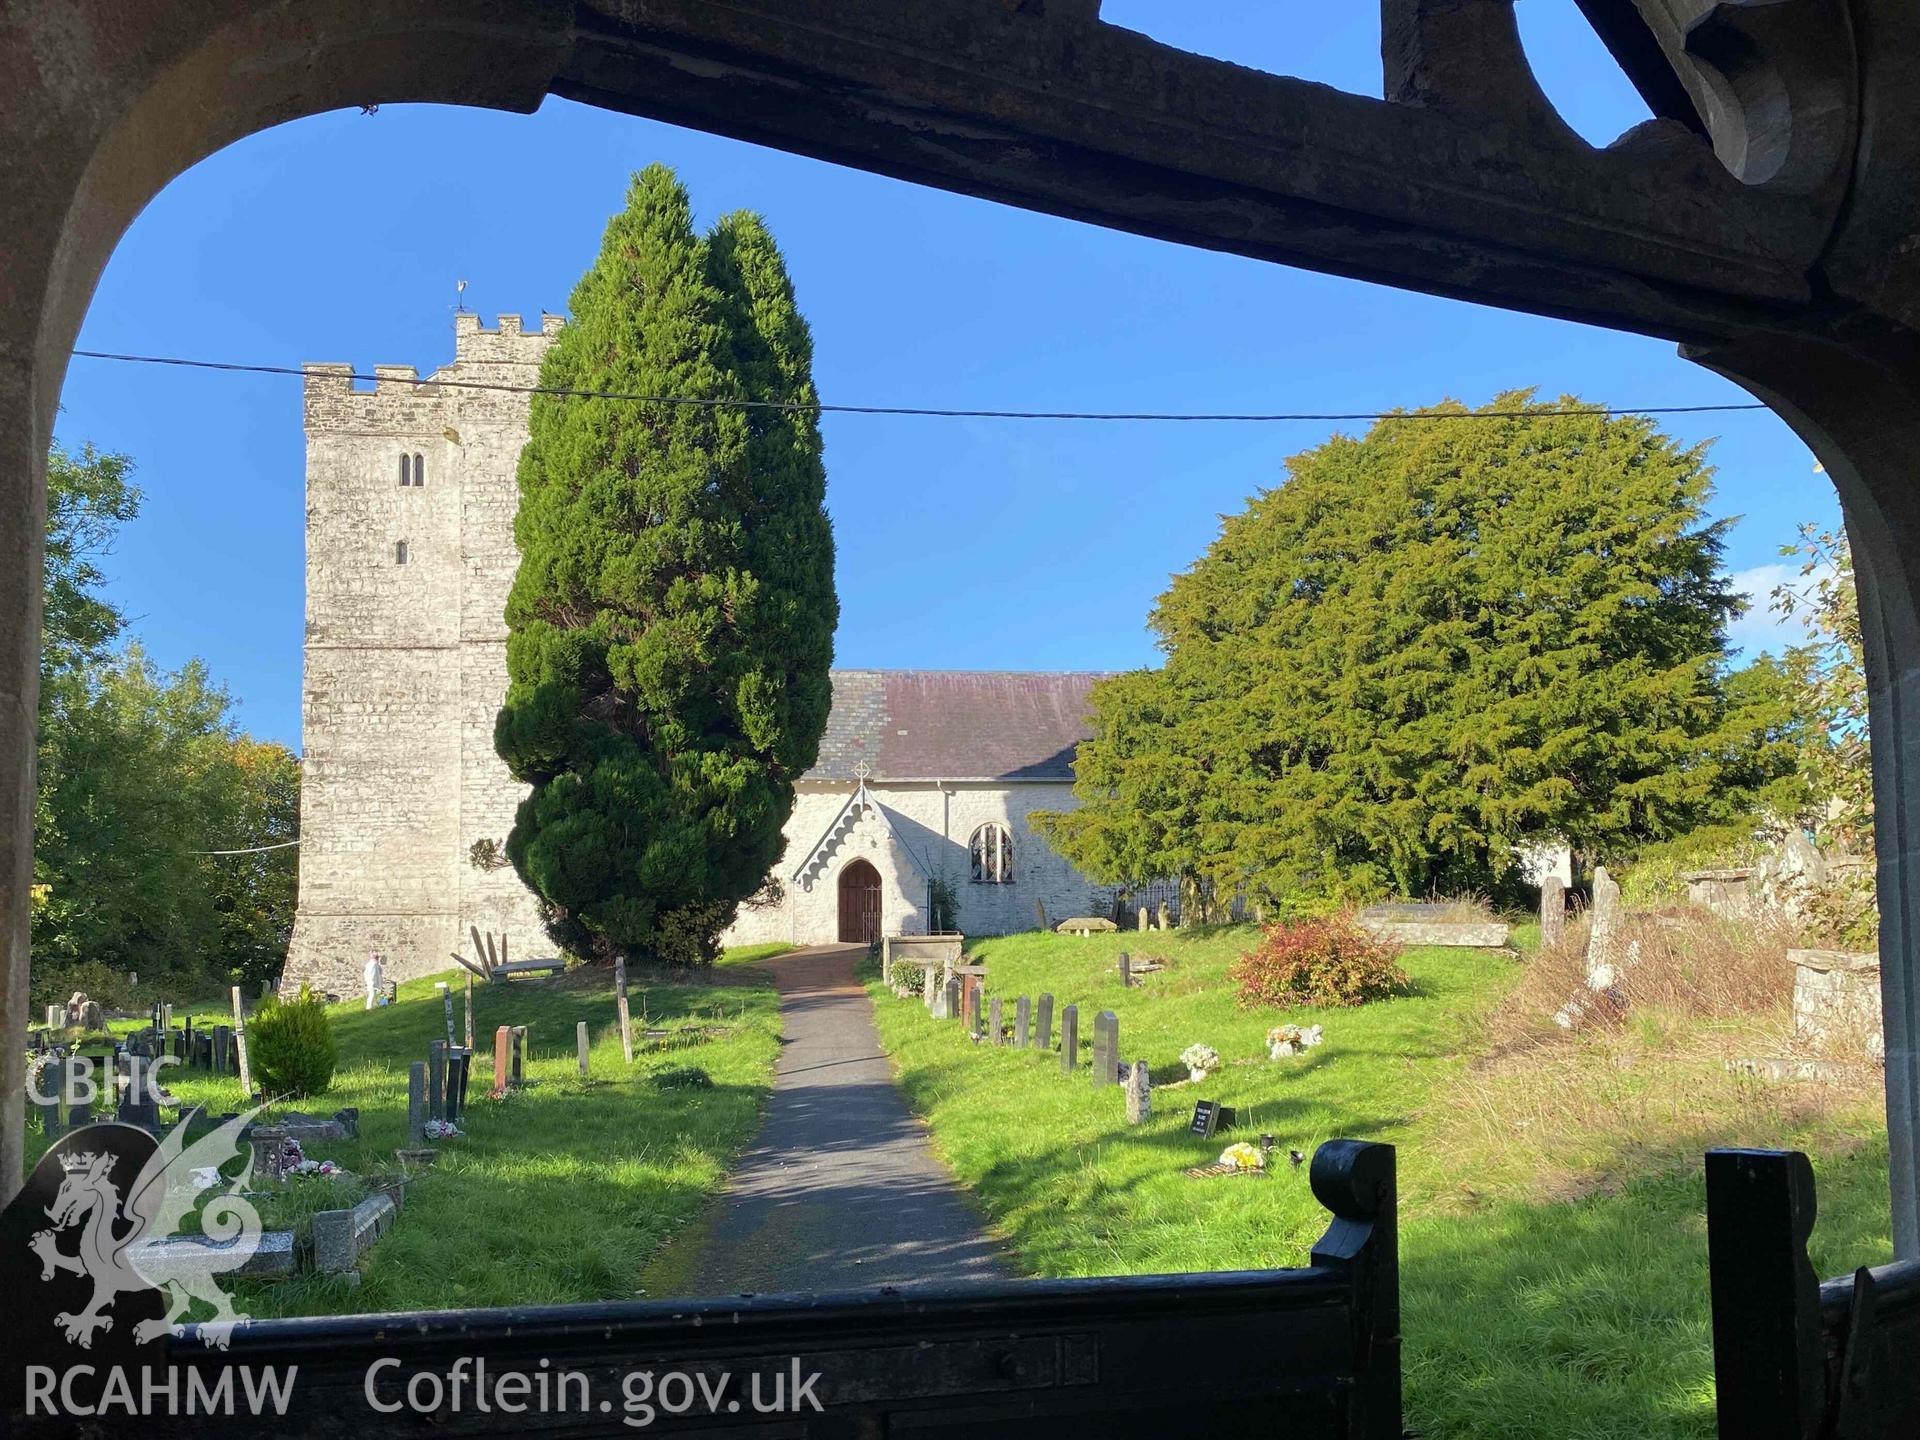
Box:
[28, 949, 786, 1315]
[866, 926, 1892, 1439]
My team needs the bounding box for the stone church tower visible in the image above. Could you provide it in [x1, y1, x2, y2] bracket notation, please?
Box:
[282, 314, 562, 996]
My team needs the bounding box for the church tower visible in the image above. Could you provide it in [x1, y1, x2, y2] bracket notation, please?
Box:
[283, 314, 561, 995]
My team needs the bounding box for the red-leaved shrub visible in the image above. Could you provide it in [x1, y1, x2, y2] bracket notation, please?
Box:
[1229, 916, 1411, 1009]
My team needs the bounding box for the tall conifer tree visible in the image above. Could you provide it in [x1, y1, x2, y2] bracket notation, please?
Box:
[496, 166, 836, 963]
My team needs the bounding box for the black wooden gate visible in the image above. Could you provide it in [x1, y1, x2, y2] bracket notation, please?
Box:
[10, 1141, 1399, 1438]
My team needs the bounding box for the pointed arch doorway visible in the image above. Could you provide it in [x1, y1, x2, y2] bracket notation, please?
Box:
[838, 858, 882, 944]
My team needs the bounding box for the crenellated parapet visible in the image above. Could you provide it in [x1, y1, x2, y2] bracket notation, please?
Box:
[452, 311, 564, 368]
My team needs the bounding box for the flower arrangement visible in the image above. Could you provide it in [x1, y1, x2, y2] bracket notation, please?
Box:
[1180, 1043, 1221, 1080]
[423, 1119, 464, 1140]
[288, 1158, 341, 1178]
[1267, 1023, 1325, 1059]
[1219, 1141, 1265, 1172]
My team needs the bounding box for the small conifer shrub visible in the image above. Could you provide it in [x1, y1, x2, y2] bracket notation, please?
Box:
[248, 987, 339, 1099]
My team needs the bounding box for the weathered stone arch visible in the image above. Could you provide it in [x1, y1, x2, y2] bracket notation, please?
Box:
[4, 3, 1920, 1262]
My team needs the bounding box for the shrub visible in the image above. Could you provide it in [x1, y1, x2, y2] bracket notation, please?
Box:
[247, 987, 339, 1099]
[1229, 917, 1411, 1009]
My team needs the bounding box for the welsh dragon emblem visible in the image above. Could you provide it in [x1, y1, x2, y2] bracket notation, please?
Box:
[29, 1109, 264, 1351]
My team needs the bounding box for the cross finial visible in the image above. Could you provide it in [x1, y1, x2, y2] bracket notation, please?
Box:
[853, 760, 872, 781]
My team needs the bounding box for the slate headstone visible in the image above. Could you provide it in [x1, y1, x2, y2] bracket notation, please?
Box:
[212, 1025, 231, 1075]
[1060, 1005, 1079, 1073]
[230, 986, 253, 1096]
[943, 978, 961, 1023]
[511, 1026, 528, 1082]
[577, 1021, 591, 1078]
[438, 982, 457, 1047]
[464, 975, 476, 1051]
[1034, 993, 1053, 1051]
[448, 1050, 470, 1121]
[989, 998, 1004, 1046]
[615, 959, 633, 1064]
[1119, 952, 1132, 988]
[1092, 1010, 1119, 1086]
[428, 1040, 446, 1122]
[32, 1057, 60, 1139]
[1014, 996, 1030, 1048]
[407, 1062, 427, 1147]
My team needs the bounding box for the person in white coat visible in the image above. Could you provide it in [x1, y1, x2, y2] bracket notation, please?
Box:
[363, 952, 384, 1010]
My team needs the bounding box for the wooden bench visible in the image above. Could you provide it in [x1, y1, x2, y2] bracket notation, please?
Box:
[491, 958, 565, 980]
[1707, 1147, 1920, 1438]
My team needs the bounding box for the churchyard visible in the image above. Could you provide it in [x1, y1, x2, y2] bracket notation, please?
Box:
[23, 946, 786, 1315]
[866, 915, 1891, 1439]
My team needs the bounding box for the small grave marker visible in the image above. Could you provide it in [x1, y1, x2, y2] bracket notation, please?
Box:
[1138, 906, 1149, 934]
[492, 1025, 512, 1097]
[1126, 1060, 1151, 1124]
[1034, 993, 1053, 1051]
[1188, 1100, 1237, 1139]
[33, 1057, 60, 1139]
[989, 998, 1004, 1045]
[464, 974, 476, 1050]
[615, 959, 634, 1064]
[428, 1040, 447, 1121]
[1060, 1005, 1079, 1073]
[1119, 952, 1132, 988]
[1014, 996, 1030, 1048]
[941, 977, 960, 1021]
[64, 1056, 94, 1129]
[922, 967, 938, 1012]
[448, 1049, 471, 1121]
[212, 1025, 231, 1076]
[438, 982, 457, 1046]
[1540, 872, 1566, 950]
[577, 1021, 591, 1078]
[512, 1026, 528, 1082]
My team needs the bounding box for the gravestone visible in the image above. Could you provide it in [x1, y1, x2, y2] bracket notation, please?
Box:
[1138, 906, 1149, 934]
[971, 992, 986, 1041]
[407, 1062, 428, 1147]
[428, 1040, 446, 1122]
[1014, 996, 1030, 1048]
[941, 977, 960, 1021]
[212, 1025, 231, 1075]
[989, 998, 1004, 1045]
[922, 967, 938, 1012]
[1126, 1060, 1151, 1123]
[1540, 873, 1566, 950]
[438, 982, 457, 1046]
[1588, 865, 1623, 988]
[615, 958, 633, 1064]
[1119, 952, 1133, 988]
[63, 1056, 93, 1129]
[577, 1021, 591, 1078]
[1157, 901, 1172, 931]
[450, 1050, 471, 1120]
[230, 986, 253, 1096]
[1092, 1011, 1120, 1085]
[44, 1003, 61, 1031]
[464, 975, 476, 1051]
[1034, 993, 1053, 1051]
[33, 1057, 60, 1138]
[1060, 1005, 1079, 1073]
[493, 1025, 512, 1097]
[511, 1026, 528, 1082]
[250, 1124, 289, 1183]
[117, 1055, 160, 1134]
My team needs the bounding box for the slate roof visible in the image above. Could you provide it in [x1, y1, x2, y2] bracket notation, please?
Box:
[806, 670, 1105, 783]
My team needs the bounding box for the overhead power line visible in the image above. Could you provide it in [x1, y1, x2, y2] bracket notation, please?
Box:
[191, 839, 300, 856]
[70, 349, 1770, 425]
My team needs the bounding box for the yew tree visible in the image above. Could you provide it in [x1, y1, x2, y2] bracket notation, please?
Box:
[496, 166, 836, 964]
[1042, 393, 1766, 902]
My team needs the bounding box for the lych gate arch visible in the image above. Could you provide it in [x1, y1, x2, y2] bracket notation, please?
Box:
[6, 1, 1920, 1429]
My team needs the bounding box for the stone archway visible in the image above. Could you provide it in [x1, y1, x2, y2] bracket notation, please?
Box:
[838, 858, 881, 945]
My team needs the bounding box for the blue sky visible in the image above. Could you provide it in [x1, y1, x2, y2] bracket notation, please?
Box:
[54, 4, 1834, 751]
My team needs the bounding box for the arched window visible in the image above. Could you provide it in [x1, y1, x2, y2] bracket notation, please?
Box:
[398, 453, 411, 487]
[969, 823, 1013, 884]
[412, 451, 425, 486]
[395, 539, 409, 566]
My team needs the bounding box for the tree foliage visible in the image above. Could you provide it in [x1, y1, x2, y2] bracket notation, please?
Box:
[1040, 394, 1790, 902]
[1772, 525, 1870, 849]
[496, 166, 836, 964]
[32, 443, 299, 1003]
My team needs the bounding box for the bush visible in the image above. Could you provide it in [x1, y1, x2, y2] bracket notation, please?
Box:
[247, 987, 339, 1099]
[1229, 917, 1411, 1009]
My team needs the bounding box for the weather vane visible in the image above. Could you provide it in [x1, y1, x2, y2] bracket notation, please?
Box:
[455, 278, 469, 314]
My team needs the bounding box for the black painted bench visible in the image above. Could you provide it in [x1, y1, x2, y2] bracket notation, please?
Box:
[119, 1140, 1400, 1437]
[1707, 1148, 1920, 1438]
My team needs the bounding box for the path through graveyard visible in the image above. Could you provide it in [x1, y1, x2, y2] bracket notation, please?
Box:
[681, 944, 1007, 1293]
